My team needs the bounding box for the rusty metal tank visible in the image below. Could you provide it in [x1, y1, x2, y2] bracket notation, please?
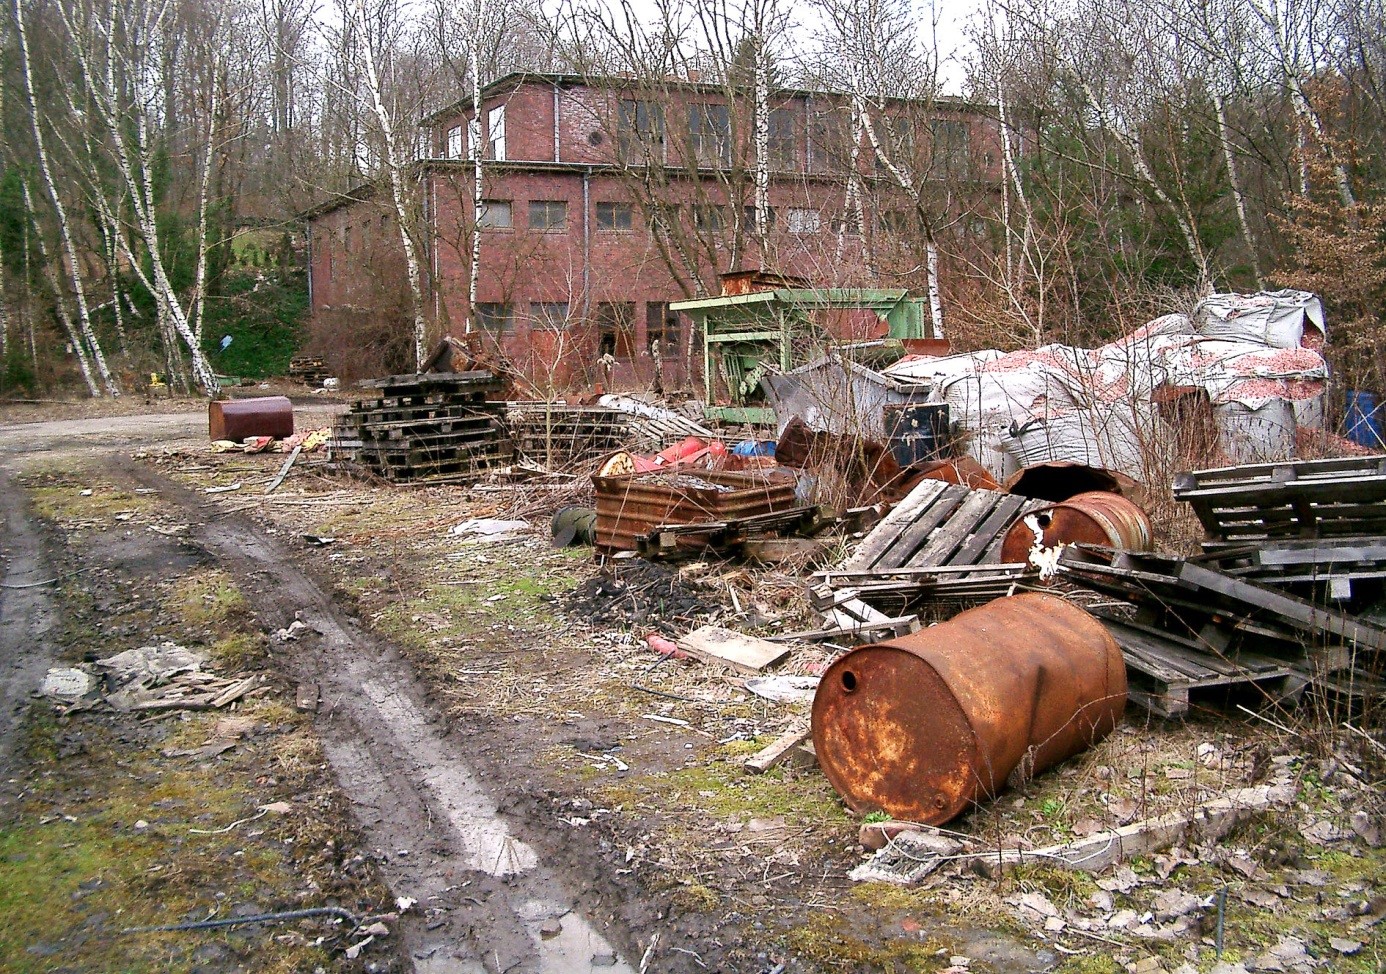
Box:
[209, 396, 294, 441]
[811, 593, 1126, 825]
[999, 490, 1152, 563]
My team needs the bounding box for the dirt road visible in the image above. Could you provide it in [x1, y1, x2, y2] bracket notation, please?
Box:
[0, 410, 638, 973]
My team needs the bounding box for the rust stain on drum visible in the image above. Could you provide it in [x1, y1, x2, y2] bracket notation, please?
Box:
[999, 490, 1152, 562]
[811, 593, 1126, 825]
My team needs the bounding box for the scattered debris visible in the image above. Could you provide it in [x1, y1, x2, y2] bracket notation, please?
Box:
[855, 784, 1293, 883]
[565, 559, 721, 634]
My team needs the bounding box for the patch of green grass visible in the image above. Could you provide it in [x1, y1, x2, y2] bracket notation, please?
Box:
[165, 569, 250, 633]
[28, 482, 156, 524]
[209, 632, 265, 669]
[0, 717, 331, 974]
[592, 738, 851, 827]
[781, 911, 947, 971]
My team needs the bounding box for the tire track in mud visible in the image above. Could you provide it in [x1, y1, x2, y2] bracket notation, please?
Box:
[0, 468, 61, 783]
[116, 459, 637, 974]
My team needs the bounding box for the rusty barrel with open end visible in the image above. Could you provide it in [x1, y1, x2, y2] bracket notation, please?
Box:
[999, 490, 1152, 563]
[811, 593, 1126, 825]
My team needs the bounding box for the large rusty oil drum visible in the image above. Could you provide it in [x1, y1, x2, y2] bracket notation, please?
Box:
[811, 593, 1126, 825]
[999, 490, 1152, 563]
[209, 396, 294, 441]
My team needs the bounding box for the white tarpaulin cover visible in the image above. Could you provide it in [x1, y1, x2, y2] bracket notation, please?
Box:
[1193, 289, 1326, 349]
[882, 292, 1330, 480]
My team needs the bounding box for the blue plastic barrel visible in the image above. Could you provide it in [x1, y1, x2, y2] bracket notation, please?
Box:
[1345, 390, 1383, 448]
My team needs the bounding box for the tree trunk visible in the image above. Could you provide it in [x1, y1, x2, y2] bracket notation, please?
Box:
[353, 0, 428, 368]
[22, 181, 98, 396]
[15, 0, 117, 397]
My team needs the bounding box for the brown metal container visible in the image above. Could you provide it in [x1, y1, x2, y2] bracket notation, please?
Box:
[999, 490, 1152, 563]
[812, 592, 1126, 824]
[209, 396, 295, 441]
[592, 469, 798, 552]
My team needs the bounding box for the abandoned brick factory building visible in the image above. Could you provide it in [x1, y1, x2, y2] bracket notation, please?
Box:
[305, 71, 1004, 386]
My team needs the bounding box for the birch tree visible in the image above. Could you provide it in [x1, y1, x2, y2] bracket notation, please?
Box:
[14, 0, 119, 395]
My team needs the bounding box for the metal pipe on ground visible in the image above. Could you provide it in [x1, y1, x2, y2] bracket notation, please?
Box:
[811, 592, 1126, 825]
[999, 490, 1152, 563]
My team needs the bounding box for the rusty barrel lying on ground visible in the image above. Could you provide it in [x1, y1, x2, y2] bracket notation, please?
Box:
[209, 396, 294, 441]
[811, 592, 1126, 825]
[998, 489, 1152, 563]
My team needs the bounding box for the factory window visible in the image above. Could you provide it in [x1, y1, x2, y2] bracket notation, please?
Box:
[596, 201, 632, 231]
[529, 200, 568, 231]
[477, 200, 512, 229]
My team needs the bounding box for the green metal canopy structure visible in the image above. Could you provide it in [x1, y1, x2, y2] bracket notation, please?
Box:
[669, 288, 933, 424]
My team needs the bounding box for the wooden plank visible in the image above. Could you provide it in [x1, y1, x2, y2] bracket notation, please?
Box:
[872, 485, 970, 570]
[950, 493, 1029, 565]
[841, 478, 951, 571]
[1176, 561, 1386, 652]
[743, 724, 811, 774]
[909, 490, 1002, 567]
[676, 625, 790, 673]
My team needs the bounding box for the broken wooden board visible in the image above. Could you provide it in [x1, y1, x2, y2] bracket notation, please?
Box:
[676, 625, 790, 674]
[743, 724, 811, 774]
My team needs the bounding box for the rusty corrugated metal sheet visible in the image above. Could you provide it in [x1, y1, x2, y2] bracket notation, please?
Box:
[592, 469, 798, 552]
[209, 397, 294, 441]
[999, 490, 1152, 563]
[811, 592, 1126, 825]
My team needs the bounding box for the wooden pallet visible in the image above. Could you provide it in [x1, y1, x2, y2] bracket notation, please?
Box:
[1098, 614, 1296, 717]
[814, 480, 1044, 613]
[1174, 455, 1386, 542]
[841, 480, 1043, 572]
[328, 377, 512, 484]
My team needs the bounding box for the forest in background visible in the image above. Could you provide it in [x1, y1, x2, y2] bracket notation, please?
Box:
[0, 0, 1383, 399]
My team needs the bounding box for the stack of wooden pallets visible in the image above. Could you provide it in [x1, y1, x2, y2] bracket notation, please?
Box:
[328, 372, 513, 485]
[288, 355, 331, 386]
[505, 403, 635, 467]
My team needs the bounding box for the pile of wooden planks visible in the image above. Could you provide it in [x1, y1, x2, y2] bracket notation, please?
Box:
[328, 372, 513, 485]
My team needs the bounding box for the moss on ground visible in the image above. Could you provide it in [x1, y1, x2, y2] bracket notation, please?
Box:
[0, 710, 338, 973]
[781, 911, 949, 972]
